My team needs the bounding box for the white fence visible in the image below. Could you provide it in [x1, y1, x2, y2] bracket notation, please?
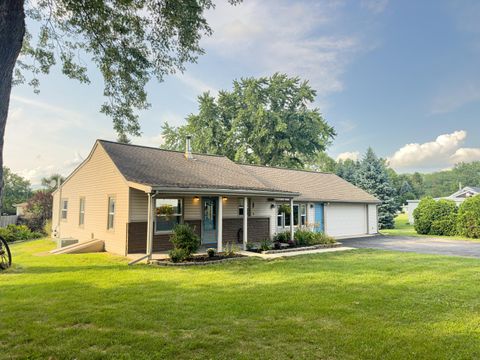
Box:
[0, 215, 18, 228]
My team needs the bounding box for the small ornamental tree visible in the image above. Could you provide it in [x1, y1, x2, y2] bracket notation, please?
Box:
[413, 197, 437, 235]
[457, 195, 480, 238]
[355, 148, 397, 229]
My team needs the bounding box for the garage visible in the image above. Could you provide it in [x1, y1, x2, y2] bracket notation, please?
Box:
[325, 203, 368, 237]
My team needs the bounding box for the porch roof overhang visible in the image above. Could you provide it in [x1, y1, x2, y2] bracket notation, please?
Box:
[127, 181, 299, 198]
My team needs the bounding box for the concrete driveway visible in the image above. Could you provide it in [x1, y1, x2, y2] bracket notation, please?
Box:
[340, 235, 480, 258]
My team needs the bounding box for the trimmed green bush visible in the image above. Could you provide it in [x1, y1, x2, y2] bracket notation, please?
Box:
[431, 213, 458, 236]
[259, 238, 272, 251]
[0, 224, 43, 243]
[206, 248, 216, 258]
[294, 229, 315, 246]
[413, 197, 437, 234]
[273, 231, 290, 243]
[168, 248, 189, 263]
[169, 224, 200, 255]
[457, 195, 480, 238]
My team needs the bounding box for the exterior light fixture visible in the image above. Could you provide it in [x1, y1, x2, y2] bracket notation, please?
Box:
[223, 197, 228, 201]
[193, 196, 200, 201]
[270, 204, 275, 209]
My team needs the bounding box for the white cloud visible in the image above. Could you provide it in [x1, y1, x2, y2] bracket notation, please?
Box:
[175, 72, 217, 98]
[203, 0, 363, 98]
[388, 130, 480, 171]
[450, 148, 480, 163]
[336, 151, 360, 162]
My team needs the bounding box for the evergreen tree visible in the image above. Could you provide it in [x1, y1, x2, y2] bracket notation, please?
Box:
[355, 148, 397, 229]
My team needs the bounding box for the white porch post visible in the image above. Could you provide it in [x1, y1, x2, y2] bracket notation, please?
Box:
[290, 198, 294, 241]
[217, 196, 223, 253]
[146, 193, 154, 260]
[243, 197, 248, 250]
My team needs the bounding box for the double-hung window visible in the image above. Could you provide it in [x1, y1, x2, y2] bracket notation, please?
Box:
[277, 204, 306, 229]
[107, 196, 116, 230]
[61, 199, 68, 220]
[155, 198, 182, 233]
[79, 197, 85, 226]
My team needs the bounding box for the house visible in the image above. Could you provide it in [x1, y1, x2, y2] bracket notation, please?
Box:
[13, 202, 28, 216]
[52, 139, 380, 257]
[407, 186, 480, 224]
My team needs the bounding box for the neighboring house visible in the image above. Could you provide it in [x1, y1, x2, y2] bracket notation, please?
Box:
[13, 202, 28, 217]
[407, 186, 480, 224]
[52, 140, 380, 257]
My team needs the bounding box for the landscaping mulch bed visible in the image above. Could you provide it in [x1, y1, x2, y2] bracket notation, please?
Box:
[152, 253, 247, 266]
[258, 242, 341, 254]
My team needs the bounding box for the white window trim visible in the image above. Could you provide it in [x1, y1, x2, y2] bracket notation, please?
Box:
[79, 197, 85, 227]
[107, 195, 116, 231]
[276, 203, 306, 230]
[61, 199, 68, 221]
[154, 198, 183, 235]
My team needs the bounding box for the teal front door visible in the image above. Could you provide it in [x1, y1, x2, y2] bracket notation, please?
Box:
[202, 197, 217, 244]
[315, 203, 325, 233]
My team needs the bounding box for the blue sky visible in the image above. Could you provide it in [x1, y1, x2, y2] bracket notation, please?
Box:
[6, 0, 480, 184]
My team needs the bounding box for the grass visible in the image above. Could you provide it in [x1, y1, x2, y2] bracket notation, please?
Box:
[380, 213, 479, 241]
[1, 239, 480, 359]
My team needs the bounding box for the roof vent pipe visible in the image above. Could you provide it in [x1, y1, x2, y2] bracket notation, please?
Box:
[185, 135, 193, 159]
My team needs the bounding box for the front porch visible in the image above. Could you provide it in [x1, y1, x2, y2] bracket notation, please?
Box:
[126, 189, 297, 259]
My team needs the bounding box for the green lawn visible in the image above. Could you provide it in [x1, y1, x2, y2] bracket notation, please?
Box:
[1, 239, 480, 359]
[380, 213, 478, 241]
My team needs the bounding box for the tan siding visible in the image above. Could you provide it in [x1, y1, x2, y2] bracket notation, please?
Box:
[129, 188, 148, 222]
[184, 197, 201, 220]
[52, 144, 129, 255]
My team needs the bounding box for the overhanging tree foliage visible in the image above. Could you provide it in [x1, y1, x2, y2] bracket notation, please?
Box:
[0, 0, 240, 209]
[162, 73, 336, 168]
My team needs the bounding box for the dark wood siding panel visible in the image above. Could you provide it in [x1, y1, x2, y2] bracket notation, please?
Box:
[222, 218, 270, 245]
[127, 220, 202, 253]
[127, 218, 268, 253]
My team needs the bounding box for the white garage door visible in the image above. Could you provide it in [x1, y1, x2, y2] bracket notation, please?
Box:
[326, 203, 367, 237]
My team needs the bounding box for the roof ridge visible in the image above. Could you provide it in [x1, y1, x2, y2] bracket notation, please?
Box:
[239, 162, 335, 175]
[97, 139, 228, 159]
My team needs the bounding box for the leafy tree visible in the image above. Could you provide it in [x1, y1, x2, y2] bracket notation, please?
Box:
[355, 148, 397, 229]
[457, 195, 480, 238]
[116, 133, 131, 144]
[306, 152, 337, 173]
[162, 74, 336, 168]
[1, 167, 32, 215]
[41, 174, 65, 192]
[24, 190, 53, 232]
[0, 0, 240, 210]
[335, 159, 360, 184]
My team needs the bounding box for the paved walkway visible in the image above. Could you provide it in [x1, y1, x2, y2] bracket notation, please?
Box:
[340, 235, 480, 258]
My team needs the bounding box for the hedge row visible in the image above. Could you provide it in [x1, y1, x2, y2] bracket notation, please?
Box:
[413, 195, 480, 238]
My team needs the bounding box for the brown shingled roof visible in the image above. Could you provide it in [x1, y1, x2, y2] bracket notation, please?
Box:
[99, 140, 293, 194]
[99, 140, 379, 203]
[241, 164, 380, 203]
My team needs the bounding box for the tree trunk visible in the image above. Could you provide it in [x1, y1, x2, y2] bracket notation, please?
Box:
[0, 0, 25, 212]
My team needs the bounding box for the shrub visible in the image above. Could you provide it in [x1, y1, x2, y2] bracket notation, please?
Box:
[431, 213, 458, 236]
[246, 242, 256, 251]
[0, 224, 43, 243]
[223, 242, 240, 256]
[294, 228, 315, 246]
[310, 232, 336, 245]
[169, 224, 200, 255]
[168, 248, 189, 263]
[273, 231, 290, 243]
[206, 248, 216, 258]
[413, 197, 437, 234]
[457, 195, 480, 238]
[259, 238, 272, 251]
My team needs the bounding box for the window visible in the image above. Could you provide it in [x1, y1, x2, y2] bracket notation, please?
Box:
[61, 199, 68, 220]
[277, 203, 305, 228]
[300, 204, 307, 226]
[79, 197, 85, 226]
[107, 196, 116, 230]
[155, 198, 182, 233]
